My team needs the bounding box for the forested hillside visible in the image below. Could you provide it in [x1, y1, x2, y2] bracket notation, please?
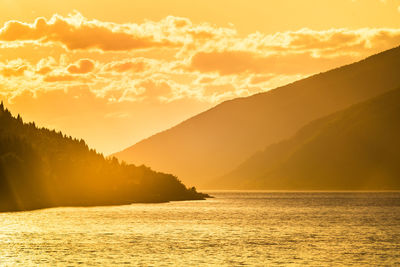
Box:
[0, 103, 207, 212]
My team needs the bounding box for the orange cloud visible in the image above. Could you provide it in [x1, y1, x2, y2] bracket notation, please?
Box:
[44, 74, 77, 82]
[250, 75, 274, 85]
[104, 60, 147, 73]
[1, 13, 399, 61]
[137, 79, 173, 100]
[67, 59, 95, 74]
[288, 30, 360, 50]
[36, 66, 52, 75]
[198, 77, 215, 84]
[0, 14, 175, 51]
[244, 28, 400, 58]
[1, 13, 400, 107]
[0, 65, 28, 77]
[190, 51, 356, 75]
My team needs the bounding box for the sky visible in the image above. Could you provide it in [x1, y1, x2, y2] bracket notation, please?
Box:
[0, 0, 399, 154]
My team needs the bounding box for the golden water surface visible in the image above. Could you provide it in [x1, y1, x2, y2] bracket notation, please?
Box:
[0, 192, 399, 266]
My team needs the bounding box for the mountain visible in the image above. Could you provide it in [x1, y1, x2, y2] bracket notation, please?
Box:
[114, 46, 400, 187]
[216, 87, 400, 190]
[0, 104, 208, 212]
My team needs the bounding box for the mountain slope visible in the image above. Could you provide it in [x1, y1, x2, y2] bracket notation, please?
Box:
[217, 87, 400, 190]
[0, 105, 208, 212]
[115, 46, 400, 187]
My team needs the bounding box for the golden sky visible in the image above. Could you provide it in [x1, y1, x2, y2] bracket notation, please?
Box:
[0, 0, 399, 154]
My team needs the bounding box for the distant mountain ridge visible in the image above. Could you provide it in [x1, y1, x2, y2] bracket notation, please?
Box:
[216, 87, 400, 190]
[114, 46, 400, 188]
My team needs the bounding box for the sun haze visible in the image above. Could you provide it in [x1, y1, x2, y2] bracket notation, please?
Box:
[0, 0, 399, 154]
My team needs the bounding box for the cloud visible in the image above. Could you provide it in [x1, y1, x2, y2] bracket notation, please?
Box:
[1, 13, 400, 106]
[1, 13, 399, 61]
[189, 50, 354, 75]
[44, 74, 77, 82]
[0, 12, 238, 54]
[250, 74, 274, 85]
[143, 79, 171, 96]
[184, 27, 400, 77]
[288, 30, 359, 49]
[0, 65, 28, 77]
[127, 78, 174, 102]
[236, 28, 400, 58]
[104, 59, 147, 73]
[198, 76, 215, 84]
[36, 66, 52, 75]
[0, 13, 175, 51]
[67, 59, 95, 74]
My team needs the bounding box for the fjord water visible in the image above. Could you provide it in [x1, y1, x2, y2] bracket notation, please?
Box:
[1, 192, 399, 266]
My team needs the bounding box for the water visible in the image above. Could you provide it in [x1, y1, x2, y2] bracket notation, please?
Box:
[0, 192, 399, 266]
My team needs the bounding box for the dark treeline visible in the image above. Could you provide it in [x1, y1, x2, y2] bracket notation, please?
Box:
[0, 103, 208, 212]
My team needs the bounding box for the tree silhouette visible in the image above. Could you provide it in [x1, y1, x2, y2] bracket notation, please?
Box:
[0, 106, 208, 212]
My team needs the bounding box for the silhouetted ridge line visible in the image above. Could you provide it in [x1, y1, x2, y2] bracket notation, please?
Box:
[115, 45, 400, 188]
[0, 105, 209, 212]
